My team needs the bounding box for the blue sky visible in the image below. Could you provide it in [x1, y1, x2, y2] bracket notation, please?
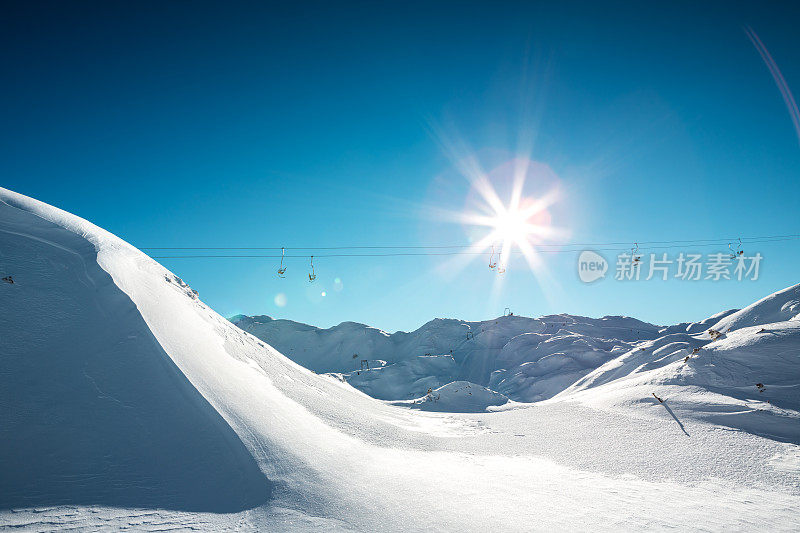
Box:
[3, 1, 799, 332]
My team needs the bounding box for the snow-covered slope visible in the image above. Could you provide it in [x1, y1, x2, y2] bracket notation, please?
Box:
[2, 187, 799, 531]
[558, 284, 800, 442]
[231, 313, 662, 403]
[0, 191, 268, 512]
[710, 284, 800, 333]
[656, 308, 738, 335]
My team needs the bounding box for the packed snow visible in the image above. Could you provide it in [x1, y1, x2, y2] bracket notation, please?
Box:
[2, 187, 799, 531]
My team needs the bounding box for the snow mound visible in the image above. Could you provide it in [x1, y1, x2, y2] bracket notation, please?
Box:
[396, 381, 510, 412]
[0, 191, 269, 511]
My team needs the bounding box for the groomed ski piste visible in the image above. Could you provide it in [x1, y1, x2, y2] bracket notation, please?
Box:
[1, 187, 799, 531]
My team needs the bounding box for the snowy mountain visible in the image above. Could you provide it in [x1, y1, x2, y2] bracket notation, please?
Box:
[2, 187, 799, 531]
[230, 313, 666, 403]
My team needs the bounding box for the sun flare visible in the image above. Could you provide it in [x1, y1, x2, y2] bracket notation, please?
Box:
[457, 177, 563, 275]
[429, 153, 570, 296]
[427, 122, 569, 291]
[491, 206, 534, 245]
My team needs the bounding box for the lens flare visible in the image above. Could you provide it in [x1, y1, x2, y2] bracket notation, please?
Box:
[448, 158, 567, 272]
[428, 148, 569, 307]
[421, 115, 571, 306]
[745, 26, 800, 147]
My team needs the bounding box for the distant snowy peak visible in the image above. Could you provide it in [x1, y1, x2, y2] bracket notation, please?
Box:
[231, 310, 667, 404]
[229, 277, 800, 413]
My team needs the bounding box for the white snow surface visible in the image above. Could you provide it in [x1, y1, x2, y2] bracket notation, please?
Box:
[2, 187, 800, 532]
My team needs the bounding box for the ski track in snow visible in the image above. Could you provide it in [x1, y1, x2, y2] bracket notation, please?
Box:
[1, 187, 799, 531]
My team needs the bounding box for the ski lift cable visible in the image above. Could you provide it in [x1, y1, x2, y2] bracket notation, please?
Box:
[150, 236, 800, 259]
[149, 235, 800, 258]
[140, 233, 800, 252]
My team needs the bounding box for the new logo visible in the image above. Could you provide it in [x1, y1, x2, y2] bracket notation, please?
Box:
[578, 250, 608, 283]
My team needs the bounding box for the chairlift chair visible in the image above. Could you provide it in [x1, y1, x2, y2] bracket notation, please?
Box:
[729, 238, 744, 259]
[277, 247, 287, 277]
[308, 255, 316, 282]
[631, 242, 641, 263]
[488, 244, 497, 270]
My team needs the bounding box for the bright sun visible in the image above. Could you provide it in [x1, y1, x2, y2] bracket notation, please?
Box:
[492, 208, 530, 244]
[438, 158, 566, 277]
